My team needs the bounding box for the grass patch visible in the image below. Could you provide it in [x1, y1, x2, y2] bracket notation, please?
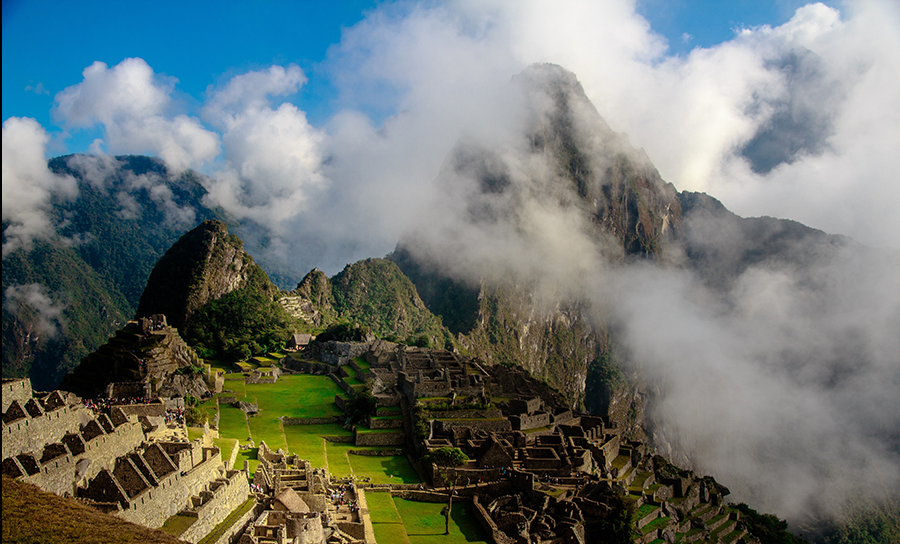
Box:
[159, 514, 196, 536]
[213, 438, 238, 467]
[352, 357, 371, 370]
[394, 498, 489, 543]
[187, 426, 205, 441]
[356, 427, 404, 434]
[244, 375, 342, 419]
[246, 414, 286, 452]
[366, 492, 410, 544]
[251, 356, 276, 367]
[282, 424, 350, 468]
[349, 455, 422, 484]
[234, 447, 258, 475]
[325, 442, 354, 478]
[366, 492, 404, 524]
[217, 404, 250, 441]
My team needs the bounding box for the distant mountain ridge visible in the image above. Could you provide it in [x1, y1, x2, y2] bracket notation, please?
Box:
[2, 155, 223, 390]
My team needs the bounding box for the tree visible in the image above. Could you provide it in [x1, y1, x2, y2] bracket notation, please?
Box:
[422, 447, 469, 534]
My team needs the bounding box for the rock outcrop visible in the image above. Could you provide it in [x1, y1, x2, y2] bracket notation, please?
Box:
[136, 220, 270, 330]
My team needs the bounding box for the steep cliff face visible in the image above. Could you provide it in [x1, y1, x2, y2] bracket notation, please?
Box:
[391, 64, 681, 414]
[136, 220, 268, 330]
[514, 63, 682, 258]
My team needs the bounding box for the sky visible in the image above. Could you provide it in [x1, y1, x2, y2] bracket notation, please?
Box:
[4, 0, 900, 526]
[5, 0, 900, 264]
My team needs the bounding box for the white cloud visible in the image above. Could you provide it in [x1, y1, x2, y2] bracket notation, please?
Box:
[1, 117, 78, 255]
[53, 58, 220, 172]
[201, 65, 325, 231]
[3, 283, 66, 339]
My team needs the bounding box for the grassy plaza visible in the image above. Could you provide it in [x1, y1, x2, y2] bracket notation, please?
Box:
[194, 364, 488, 542]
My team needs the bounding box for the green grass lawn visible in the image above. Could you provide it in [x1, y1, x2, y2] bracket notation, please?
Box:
[217, 404, 250, 441]
[234, 447, 258, 475]
[213, 438, 239, 467]
[283, 424, 350, 469]
[394, 498, 488, 544]
[325, 442, 354, 478]
[247, 413, 287, 452]
[352, 357, 371, 371]
[349, 455, 421, 484]
[244, 375, 342, 418]
[187, 426, 204, 441]
[252, 356, 276, 367]
[367, 492, 409, 544]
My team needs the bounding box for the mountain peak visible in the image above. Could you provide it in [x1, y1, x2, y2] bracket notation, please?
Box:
[135, 220, 267, 329]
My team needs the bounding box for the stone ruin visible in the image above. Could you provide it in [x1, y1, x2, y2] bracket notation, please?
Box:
[285, 340, 761, 544]
[2, 377, 250, 544]
[57, 315, 223, 400]
[244, 441, 374, 544]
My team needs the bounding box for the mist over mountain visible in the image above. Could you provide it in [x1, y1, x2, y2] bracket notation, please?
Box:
[3, 59, 899, 540]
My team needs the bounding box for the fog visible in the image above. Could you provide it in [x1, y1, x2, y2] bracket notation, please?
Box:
[3, 0, 900, 525]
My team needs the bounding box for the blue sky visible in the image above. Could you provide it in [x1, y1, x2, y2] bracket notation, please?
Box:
[3, 0, 829, 145]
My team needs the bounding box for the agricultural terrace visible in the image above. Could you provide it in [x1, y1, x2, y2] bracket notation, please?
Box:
[196, 371, 422, 485]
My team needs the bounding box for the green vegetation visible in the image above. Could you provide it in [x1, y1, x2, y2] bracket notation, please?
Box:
[393, 498, 488, 543]
[367, 492, 409, 544]
[316, 321, 372, 343]
[184, 395, 203, 426]
[348, 455, 421, 484]
[823, 496, 900, 544]
[183, 264, 299, 361]
[423, 447, 469, 468]
[733, 503, 809, 544]
[343, 384, 377, 425]
[330, 258, 450, 348]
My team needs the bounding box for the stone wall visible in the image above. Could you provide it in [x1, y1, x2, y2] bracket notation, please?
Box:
[282, 358, 337, 375]
[179, 470, 251, 544]
[366, 416, 403, 430]
[2, 378, 32, 412]
[329, 374, 356, 397]
[434, 419, 512, 433]
[421, 409, 503, 420]
[114, 443, 228, 529]
[118, 403, 166, 418]
[281, 416, 342, 425]
[473, 495, 516, 544]
[355, 432, 405, 447]
[6, 409, 145, 496]
[3, 397, 84, 459]
[347, 448, 404, 456]
[208, 501, 265, 544]
[510, 411, 551, 431]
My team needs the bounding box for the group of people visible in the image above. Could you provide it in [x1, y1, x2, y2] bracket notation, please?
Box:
[164, 407, 185, 425]
[83, 396, 157, 413]
[330, 484, 355, 507]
